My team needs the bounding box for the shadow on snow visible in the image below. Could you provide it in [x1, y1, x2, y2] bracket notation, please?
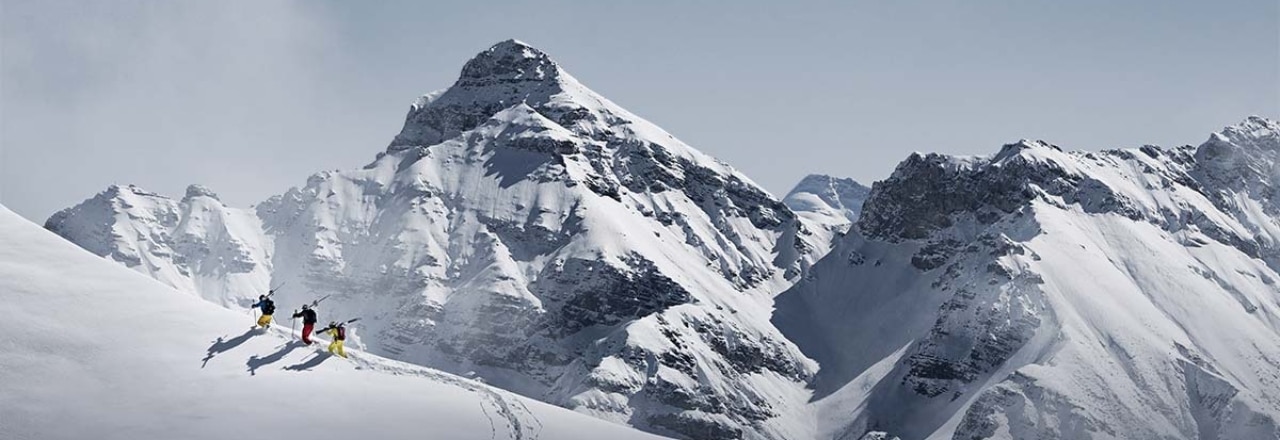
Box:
[202, 328, 260, 368]
[284, 351, 334, 372]
[246, 340, 306, 375]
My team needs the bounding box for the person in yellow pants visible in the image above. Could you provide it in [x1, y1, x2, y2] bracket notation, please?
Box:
[317, 321, 348, 358]
[250, 295, 276, 329]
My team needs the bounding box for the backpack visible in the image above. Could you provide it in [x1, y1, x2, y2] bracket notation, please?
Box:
[262, 300, 276, 315]
[335, 325, 346, 341]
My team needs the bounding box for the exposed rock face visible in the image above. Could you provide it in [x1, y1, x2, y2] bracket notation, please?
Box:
[48, 40, 828, 440]
[776, 118, 1280, 439]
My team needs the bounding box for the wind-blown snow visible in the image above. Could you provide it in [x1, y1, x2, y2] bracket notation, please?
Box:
[0, 204, 670, 440]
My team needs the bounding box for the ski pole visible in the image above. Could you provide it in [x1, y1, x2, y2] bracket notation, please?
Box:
[291, 312, 298, 341]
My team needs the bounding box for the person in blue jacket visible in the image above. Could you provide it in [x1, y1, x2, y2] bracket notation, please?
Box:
[250, 295, 276, 329]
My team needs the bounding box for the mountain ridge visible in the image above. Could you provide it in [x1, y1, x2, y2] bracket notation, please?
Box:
[41, 37, 1280, 440]
[775, 116, 1280, 439]
[46, 40, 830, 440]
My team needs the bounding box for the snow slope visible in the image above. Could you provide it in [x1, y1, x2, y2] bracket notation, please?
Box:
[0, 203, 669, 440]
[775, 117, 1280, 439]
[46, 40, 830, 440]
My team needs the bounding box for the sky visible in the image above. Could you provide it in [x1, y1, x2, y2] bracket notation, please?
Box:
[2, 0, 1277, 222]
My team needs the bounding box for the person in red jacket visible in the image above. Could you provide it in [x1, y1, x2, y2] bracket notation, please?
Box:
[291, 304, 318, 345]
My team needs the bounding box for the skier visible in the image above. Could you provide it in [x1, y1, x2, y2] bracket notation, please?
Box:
[291, 304, 319, 345]
[316, 321, 347, 358]
[250, 295, 276, 329]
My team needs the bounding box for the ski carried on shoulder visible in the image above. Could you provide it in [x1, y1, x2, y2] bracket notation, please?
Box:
[266, 281, 287, 296]
[309, 294, 331, 308]
[308, 318, 361, 359]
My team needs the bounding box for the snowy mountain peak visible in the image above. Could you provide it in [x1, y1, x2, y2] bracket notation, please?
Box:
[52, 39, 830, 440]
[388, 40, 587, 151]
[783, 174, 871, 254]
[49, 184, 168, 226]
[784, 174, 870, 224]
[1194, 116, 1280, 197]
[1208, 115, 1280, 150]
[183, 184, 221, 201]
[1227, 114, 1279, 136]
[101, 183, 157, 198]
[991, 139, 1062, 163]
[47, 182, 270, 308]
[459, 39, 563, 84]
[790, 174, 866, 193]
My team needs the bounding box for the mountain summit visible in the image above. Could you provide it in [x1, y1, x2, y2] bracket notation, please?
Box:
[388, 39, 576, 149]
[460, 39, 562, 83]
[390, 39, 625, 153]
[783, 174, 870, 250]
[49, 40, 828, 440]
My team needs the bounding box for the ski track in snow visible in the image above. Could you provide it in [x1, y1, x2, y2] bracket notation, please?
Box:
[479, 395, 498, 440]
[257, 320, 547, 440]
[217, 323, 546, 440]
[342, 346, 543, 440]
[202, 314, 549, 440]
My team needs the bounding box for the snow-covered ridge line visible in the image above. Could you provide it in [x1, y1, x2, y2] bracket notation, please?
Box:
[2, 203, 669, 440]
[777, 116, 1280, 439]
[46, 182, 272, 308]
[859, 117, 1280, 265]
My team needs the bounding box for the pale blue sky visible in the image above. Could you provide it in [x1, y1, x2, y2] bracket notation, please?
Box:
[3, 0, 1277, 222]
